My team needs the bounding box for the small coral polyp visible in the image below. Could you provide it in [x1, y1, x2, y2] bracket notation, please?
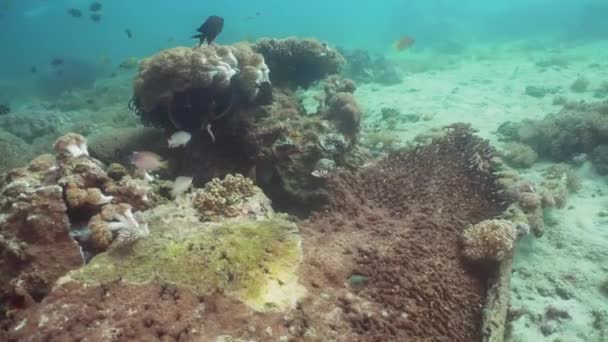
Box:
[194, 174, 256, 221]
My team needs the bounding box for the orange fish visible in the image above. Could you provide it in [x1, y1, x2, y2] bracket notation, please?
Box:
[393, 36, 415, 52]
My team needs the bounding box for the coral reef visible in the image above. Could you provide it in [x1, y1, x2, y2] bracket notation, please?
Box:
[193, 174, 256, 221]
[338, 48, 403, 85]
[591, 144, 608, 175]
[316, 76, 362, 141]
[253, 37, 345, 88]
[0, 133, 155, 323]
[1, 125, 519, 341]
[132, 43, 271, 130]
[497, 101, 608, 173]
[461, 219, 517, 262]
[500, 142, 538, 168]
[0, 130, 34, 174]
[129, 40, 363, 212]
[297, 124, 508, 340]
[87, 126, 165, 164]
[4, 178, 305, 341]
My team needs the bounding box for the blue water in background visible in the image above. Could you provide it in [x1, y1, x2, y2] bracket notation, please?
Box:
[0, 0, 606, 100]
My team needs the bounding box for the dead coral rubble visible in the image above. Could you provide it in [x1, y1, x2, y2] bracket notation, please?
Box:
[299, 124, 508, 341]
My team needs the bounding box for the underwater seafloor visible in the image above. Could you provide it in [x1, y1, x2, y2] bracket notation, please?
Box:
[0, 35, 607, 342]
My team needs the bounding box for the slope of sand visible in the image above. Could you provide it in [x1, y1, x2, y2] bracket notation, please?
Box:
[354, 40, 608, 341]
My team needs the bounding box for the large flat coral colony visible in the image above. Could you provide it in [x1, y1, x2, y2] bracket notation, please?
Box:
[0, 36, 533, 341]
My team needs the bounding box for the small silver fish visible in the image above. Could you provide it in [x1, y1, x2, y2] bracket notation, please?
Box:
[168, 131, 192, 148]
[171, 176, 193, 197]
[130, 151, 168, 171]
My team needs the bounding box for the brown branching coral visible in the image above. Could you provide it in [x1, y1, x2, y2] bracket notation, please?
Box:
[300, 124, 509, 340]
[193, 174, 256, 221]
[461, 219, 517, 262]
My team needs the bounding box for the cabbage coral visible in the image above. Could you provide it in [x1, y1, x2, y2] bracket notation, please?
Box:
[461, 219, 517, 262]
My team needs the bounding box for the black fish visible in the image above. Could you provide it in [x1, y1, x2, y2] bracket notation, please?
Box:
[30, 66, 37, 74]
[89, 2, 102, 12]
[90, 13, 101, 22]
[50, 58, 64, 67]
[125, 29, 132, 38]
[192, 15, 224, 46]
[67, 8, 82, 17]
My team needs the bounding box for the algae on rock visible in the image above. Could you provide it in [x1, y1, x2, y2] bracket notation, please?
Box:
[69, 181, 305, 312]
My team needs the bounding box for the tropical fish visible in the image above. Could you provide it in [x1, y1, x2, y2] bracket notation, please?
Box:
[89, 2, 102, 12]
[50, 58, 64, 67]
[130, 152, 168, 171]
[29, 66, 37, 74]
[125, 29, 133, 39]
[67, 8, 82, 18]
[394, 36, 415, 52]
[168, 131, 192, 148]
[90, 13, 101, 22]
[193, 15, 224, 45]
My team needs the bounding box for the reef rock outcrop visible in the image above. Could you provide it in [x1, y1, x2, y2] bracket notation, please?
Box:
[130, 41, 361, 213]
[0, 133, 155, 326]
[5, 174, 306, 341]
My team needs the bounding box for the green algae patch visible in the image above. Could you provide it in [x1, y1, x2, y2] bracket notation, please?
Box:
[72, 218, 306, 312]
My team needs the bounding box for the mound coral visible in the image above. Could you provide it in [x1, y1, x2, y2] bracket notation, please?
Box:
[338, 48, 403, 85]
[315, 76, 362, 141]
[501, 142, 538, 168]
[132, 44, 271, 131]
[193, 174, 256, 221]
[253, 37, 345, 88]
[461, 219, 517, 262]
[497, 101, 608, 172]
[130, 40, 362, 212]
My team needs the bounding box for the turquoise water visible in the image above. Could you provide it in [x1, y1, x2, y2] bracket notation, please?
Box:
[1, 0, 606, 77]
[1, 1, 608, 341]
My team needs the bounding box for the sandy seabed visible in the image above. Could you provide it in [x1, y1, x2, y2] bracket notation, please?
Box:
[355, 39, 608, 342]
